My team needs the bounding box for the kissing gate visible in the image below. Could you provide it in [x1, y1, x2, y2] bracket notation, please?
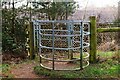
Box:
[32, 20, 90, 70]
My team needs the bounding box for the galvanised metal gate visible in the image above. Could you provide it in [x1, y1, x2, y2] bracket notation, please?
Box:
[33, 20, 90, 70]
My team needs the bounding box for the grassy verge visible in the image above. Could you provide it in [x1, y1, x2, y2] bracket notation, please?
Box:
[34, 59, 119, 78]
[1, 64, 14, 78]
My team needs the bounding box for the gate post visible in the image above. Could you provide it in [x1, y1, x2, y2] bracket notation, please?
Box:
[29, 21, 35, 59]
[89, 16, 97, 63]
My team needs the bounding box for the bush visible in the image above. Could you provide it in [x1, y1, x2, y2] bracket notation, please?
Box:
[2, 8, 27, 57]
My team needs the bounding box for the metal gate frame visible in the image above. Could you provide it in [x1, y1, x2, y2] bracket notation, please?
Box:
[33, 20, 90, 70]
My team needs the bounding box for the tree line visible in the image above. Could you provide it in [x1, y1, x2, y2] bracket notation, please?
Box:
[2, 0, 77, 57]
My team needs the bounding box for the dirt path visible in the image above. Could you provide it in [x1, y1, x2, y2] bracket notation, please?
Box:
[10, 61, 44, 78]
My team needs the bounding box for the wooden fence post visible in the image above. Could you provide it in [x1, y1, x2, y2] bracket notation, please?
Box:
[29, 22, 35, 59]
[89, 16, 97, 63]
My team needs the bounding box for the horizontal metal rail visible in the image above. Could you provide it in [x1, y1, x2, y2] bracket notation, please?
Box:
[40, 42, 89, 50]
[34, 20, 90, 23]
[35, 29, 90, 35]
[40, 34, 80, 37]
[39, 32, 90, 37]
[40, 60, 89, 71]
[40, 44, 80, 50]
[40, 52, 89, 62]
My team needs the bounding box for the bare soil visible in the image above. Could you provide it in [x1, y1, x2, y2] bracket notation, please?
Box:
[10, 61, 45, 78]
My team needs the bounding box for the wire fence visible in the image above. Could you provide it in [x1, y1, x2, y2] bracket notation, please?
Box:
[96, 22, 120, 60]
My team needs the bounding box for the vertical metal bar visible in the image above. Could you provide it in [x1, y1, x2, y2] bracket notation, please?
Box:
[67, 22, 70, 59]
[37, 23, 39, 52]
[70, 22, 73, 60]
[36, 22, 39, 55]
[52, 22, 55, 70]
[33, 23, 36, 54]
[80, 22, 83, 69]
[39, 22, 42, 63]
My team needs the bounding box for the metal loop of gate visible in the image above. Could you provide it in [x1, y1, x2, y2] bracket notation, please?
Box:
[33, 20, 90, 70]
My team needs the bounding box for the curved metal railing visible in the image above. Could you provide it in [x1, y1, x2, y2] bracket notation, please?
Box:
[33, 20, 90, 70]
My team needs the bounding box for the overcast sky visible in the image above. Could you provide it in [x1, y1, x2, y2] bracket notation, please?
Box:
[76, 0, 120, 9]
[3, 0, 120, 9]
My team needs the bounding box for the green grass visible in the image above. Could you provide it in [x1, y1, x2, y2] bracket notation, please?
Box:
[1, 64, 14, 78]
[97, 51, 115, 58]
[34, 59, 119, 78]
